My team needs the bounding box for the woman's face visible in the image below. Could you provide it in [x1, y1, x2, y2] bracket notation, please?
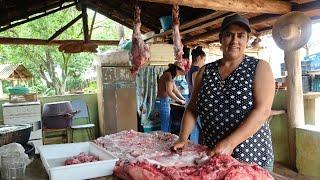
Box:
[196, 56, 206, 67]
[200, 56, 206, 66]
[221, 24, 249, 60]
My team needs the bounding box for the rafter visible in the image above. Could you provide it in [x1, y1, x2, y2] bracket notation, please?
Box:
[179, 12, 234, 36]
[183, 14, 281, 44]
[0, 37, 119, 46]
[0, 1, 75, 25]
[85, 0, 156, 33]
[150, 11, 227, 40]
[0, 1, 77, 32]
[86, 4, 135, 31]
[89, 11, 97, 39]
[293, 0, 320, 11]
[141, 0, 291, 14]
[48, 14, 82, 41]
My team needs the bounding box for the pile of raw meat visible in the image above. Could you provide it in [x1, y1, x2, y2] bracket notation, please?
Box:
[64, 152, 99, 165]
[94, 130, 274, 180]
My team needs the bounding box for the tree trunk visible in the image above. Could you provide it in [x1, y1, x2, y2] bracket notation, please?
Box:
[44, 48, 64, 95]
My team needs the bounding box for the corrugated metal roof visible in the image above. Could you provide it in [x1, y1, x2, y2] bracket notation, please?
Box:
[0, 64, 33, 80]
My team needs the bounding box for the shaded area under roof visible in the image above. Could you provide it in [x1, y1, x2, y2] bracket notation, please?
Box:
[0, 0, 320, 46]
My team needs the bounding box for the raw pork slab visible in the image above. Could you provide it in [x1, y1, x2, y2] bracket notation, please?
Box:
[94, 130, 273, 180]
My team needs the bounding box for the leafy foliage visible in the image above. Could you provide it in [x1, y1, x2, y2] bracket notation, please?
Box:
[0, 7, 132, 95]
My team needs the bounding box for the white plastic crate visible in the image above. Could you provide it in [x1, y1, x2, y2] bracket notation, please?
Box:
[38, 142, 118, 180]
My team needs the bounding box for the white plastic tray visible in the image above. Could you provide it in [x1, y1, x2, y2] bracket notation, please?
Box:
[38, 142, 118, 180]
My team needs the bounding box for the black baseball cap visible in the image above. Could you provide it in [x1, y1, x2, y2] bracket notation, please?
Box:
[220, 14, 251, 34]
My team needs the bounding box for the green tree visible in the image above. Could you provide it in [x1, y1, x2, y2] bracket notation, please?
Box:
[0, 8, 131, 95]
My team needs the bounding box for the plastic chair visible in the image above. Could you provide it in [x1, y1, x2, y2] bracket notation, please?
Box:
[70, 100, 95, 142]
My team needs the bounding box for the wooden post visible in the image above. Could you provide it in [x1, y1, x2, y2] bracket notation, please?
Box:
[284, 50, 305, 169]
[272, 12, 312, 169]
[82, 5, 89, 43]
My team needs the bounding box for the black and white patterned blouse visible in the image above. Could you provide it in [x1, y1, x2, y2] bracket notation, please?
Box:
[196, 55, 274, 167]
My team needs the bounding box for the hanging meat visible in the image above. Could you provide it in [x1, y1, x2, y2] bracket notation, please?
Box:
[130, 4, 150, 75]
[172, 5, 184, 62]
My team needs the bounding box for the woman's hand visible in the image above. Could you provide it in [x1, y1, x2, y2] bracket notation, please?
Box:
[178, 99, 186, 105]
[208, 138, 235, 156]
[172, 138, 188, 151]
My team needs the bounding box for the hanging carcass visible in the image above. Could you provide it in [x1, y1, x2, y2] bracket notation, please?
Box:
[130, 4, 150, 75]
[172, 5, 184, 62]
[172, 5, 190, 72]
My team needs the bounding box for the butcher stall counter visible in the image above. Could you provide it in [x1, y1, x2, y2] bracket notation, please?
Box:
[24, 130, 317, 180]
[24, 151, 316, 180]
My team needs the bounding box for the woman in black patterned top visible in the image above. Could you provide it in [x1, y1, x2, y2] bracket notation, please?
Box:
[173, 14, 275, 171]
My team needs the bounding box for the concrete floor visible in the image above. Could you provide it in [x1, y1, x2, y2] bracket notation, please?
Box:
[25, 155, 48, 180]
[23, 155, 316, 180]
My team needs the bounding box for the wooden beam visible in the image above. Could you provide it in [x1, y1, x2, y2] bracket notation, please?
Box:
[249, 14, 280, 25]
[183, 29, 220, 44]
[180, 12, 234, 36]
[82, 4, 89, 42]
[270, 109, 286, 116]
[157, 11, 227, 38]
[183, 14, 281, 44]
[86, 4, 135, 31]
[85, 0, 156, 33]
[182, 1, 320, 44]
[0, 0, 74, 25]
[48, 14, 82, 42]
[89, 11, 97, 39]
[141, 0, 291, 14]
[180, 11, 227, 31]
[293, 0, 320, 12]
[0, 2, 77, 32]
[0, 37, 119, 46]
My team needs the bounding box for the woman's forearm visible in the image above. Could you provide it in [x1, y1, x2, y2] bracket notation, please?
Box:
[168, 92, 182, 102]
[175, 90, 185, 100]
[173, 85, 185, 100]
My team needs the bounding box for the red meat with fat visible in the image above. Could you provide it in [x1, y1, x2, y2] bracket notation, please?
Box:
[172, 5, 184, 62]
[130, 5, 150, 75]
[94, 130, 274, 180]
[64, 152, 99, 165]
